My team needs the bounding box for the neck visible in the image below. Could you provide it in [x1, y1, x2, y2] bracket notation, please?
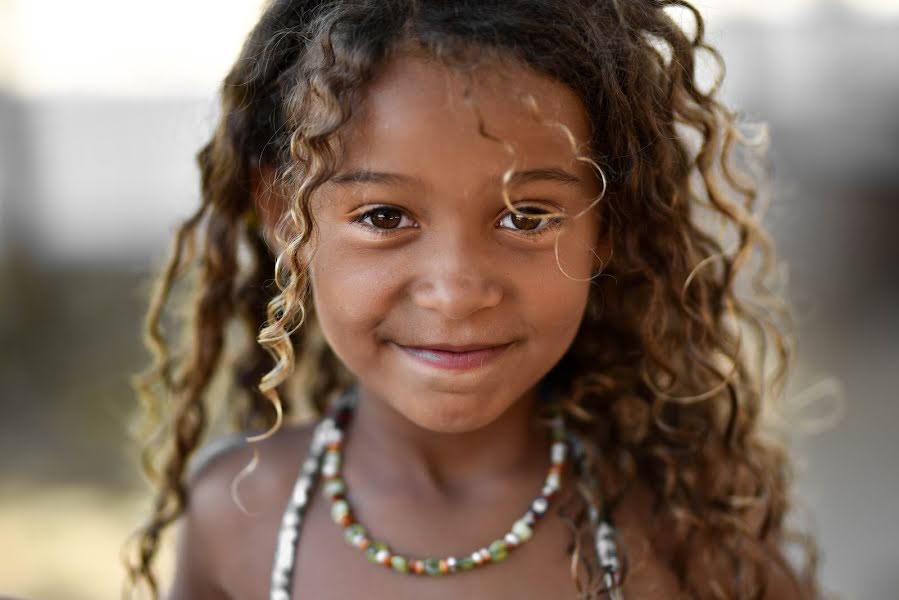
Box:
[342, 384, 550, 499]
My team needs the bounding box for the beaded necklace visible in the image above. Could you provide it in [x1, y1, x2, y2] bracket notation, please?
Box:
[269, 386, 624, 599]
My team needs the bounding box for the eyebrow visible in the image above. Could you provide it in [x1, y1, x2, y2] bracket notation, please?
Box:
[330, 166, 582, 187]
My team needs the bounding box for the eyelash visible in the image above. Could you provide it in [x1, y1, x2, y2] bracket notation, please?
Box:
[351, 205, 564, 238]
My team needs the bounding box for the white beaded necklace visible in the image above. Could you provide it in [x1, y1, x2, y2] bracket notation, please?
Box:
[269, 385, 624, 599]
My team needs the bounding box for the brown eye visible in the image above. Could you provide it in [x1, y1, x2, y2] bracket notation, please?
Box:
[353, 205, 415, 236]
[366, 207, 402, 229]
[509, 207, 544, 231]
[498, 205, 564, 237]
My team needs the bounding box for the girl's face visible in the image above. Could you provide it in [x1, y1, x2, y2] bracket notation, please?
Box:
[304, 50, 603, 433]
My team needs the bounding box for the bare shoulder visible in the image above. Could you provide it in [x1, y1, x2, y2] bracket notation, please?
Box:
[183, 420, 318, 521]
[166, 421, 318, 599]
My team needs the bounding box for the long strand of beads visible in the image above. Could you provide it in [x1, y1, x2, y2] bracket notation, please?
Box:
[270, 413, 344, 599]
[567, 430, 625, 599]
[320, 394, 569, 576]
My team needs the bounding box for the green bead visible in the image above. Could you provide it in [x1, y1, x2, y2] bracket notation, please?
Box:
[343, 523, 366, 545]
[423, 557, 442, 576]
[321, 450, 341, 473]
[330, 499, 349, 523]
[488, 539, 508, 561]
[458, 557, 475, 571]
[323, 477, 346, 499]
[390, 555, 409, 573]
[365, 541, 388, 563]
[512, 519, 533, 541]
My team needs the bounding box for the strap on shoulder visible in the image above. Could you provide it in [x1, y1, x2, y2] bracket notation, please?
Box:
[186, 432, 248, 482]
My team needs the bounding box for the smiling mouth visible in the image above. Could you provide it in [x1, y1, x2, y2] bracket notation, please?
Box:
[393, 342, 513, 371]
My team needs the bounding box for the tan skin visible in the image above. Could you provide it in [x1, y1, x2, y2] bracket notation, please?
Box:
[168, 52, 806, 599]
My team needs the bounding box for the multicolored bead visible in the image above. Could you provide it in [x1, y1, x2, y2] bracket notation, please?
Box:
[488, 539, 508, 561]
[390, 555, 409, 573]
[343, 523, 366, 545]
[322, 477, 346, 499]
[423, 557, 442, 576]
[365, 542, 388, 563]
[330, 499, 349, 523]
[375, 547, 391, 565]
[321, 450, 341, 478]
[512, 518, 533, 541]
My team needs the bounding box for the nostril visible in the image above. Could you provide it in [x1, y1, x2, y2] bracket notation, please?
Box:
[410, 276, 503, 319]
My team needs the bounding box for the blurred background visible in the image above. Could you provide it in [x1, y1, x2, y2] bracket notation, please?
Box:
[1, 0, 897, 598]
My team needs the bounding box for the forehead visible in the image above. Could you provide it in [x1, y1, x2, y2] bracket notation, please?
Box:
[335, 50, 594, 184]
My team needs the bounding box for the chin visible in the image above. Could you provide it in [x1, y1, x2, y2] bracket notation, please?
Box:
[401, 397, 503, 435]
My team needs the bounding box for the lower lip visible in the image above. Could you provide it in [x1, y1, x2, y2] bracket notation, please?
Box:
[394, 343, 512, 371]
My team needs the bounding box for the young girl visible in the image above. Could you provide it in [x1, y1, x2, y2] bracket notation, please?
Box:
[124, 1, 821, 598]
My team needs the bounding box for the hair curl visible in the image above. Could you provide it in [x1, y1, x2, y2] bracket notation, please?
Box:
[123, 1, 821, 598]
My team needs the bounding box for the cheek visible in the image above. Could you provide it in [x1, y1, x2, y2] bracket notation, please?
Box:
[525, 227, 595, 345]
[308, 241, 399, 364]
[526, 260, 590, 348]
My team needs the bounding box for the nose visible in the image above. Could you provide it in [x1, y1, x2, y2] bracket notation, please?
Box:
[410, 234, 503, 320]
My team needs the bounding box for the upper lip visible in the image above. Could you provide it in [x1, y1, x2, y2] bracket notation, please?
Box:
[398, 342, 512, 352]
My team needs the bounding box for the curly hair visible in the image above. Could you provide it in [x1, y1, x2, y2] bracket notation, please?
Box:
[123, 1, 821, 598]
